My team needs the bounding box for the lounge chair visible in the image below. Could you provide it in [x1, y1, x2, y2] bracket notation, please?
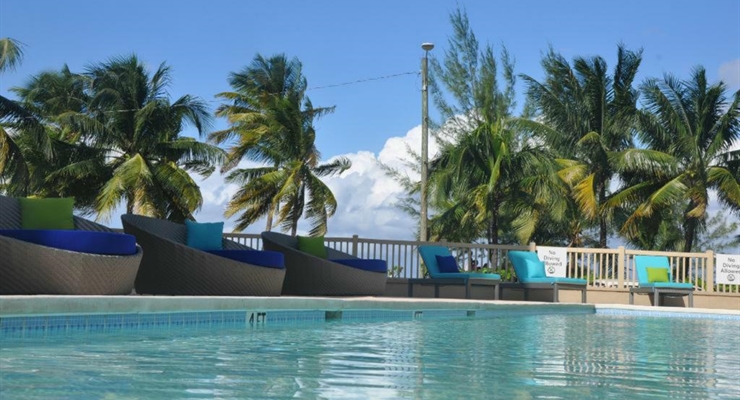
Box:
[0, 195, 142, 295]
[260, 231, 387, 296]
[409, 245, 500, 299]
[505, 251, 587, 303]
[121, 214, 285, 296]
[629, 255, 694, 307]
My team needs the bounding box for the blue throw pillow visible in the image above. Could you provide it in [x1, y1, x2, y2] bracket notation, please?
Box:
[185, 220, 223, 251]
[435, 255, 459, 273]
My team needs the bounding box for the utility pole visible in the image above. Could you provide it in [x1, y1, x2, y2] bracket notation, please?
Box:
[420, 42, 434, 242]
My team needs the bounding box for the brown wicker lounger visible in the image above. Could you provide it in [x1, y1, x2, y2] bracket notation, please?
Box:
[121, 214, 285, 296]
[261, 231, 387, 296]
[0, 195, 142, 295]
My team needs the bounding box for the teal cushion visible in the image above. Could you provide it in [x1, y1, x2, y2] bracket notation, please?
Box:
[441, 272, 501, 280]
[418, 245, 452, 278]
[18, 197, 75, 230]
[184, 220, 223, 251]
[646, 267, 669, 283]
[524, 259, 547, 279]
[297, 235, 327, 259]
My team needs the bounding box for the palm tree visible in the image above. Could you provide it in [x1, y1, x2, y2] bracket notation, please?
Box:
[0, 37, 48, 196]
[212, 54, 350, 236]
[428, 9, 567, 246]
[520, 45, 643, 248]
[610, 67, 740, 252]
[14, 55, 224, 221]
[8, 65, 103, 209]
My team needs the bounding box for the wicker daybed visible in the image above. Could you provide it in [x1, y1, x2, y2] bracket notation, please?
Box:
[261, 231, 387, 296]
[0, 195, 142, 295]
[121, 214, 285, 296]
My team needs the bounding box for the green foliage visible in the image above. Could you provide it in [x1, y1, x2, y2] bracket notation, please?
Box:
[426, 9, 567, 245]
[5, 55, 224, 222]
[613, 67, 740, 252]
[213, 54, 350, 235]
[521, 44, 643, 247]
[388, 265, 403, 278]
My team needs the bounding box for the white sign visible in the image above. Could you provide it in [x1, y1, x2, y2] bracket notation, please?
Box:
[716, 254, 740, 285]
[536, 246, 568, 277]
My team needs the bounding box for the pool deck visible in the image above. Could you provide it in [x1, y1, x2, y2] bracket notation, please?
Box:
[1, 296, 738, 317]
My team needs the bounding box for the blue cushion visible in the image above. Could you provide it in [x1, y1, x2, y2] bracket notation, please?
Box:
[185, 220, 223, 251]
[207, 250, 285, 269]
[0, 229, 137, 256]
[435, 255, 460, 273]
[331, 258, 388, 273]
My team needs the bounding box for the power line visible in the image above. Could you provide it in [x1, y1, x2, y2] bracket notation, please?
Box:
[307, 71, 419, 91]
[3, 70, 421, 118]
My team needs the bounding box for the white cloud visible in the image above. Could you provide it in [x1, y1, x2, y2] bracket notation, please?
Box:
[189, 125, 432, 240]
[719, 59, 740, 88]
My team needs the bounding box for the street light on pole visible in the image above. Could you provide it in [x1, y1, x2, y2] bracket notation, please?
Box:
[420, 42, 434, 242]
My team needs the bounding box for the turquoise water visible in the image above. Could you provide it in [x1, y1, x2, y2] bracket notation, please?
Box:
[1, 314, 739, 399]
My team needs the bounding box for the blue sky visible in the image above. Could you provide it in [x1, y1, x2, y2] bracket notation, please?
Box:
[2, 0, 739, 158]
[1, 0, 739, 245]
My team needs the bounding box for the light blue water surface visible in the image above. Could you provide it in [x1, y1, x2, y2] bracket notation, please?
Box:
[1, 314, 739, 399]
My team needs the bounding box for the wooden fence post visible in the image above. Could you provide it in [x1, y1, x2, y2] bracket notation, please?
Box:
[705, 250, 715, 293]
[351, 234, 359, 257]
[617, 246, 625, 289]
[528, 242, 537, 252]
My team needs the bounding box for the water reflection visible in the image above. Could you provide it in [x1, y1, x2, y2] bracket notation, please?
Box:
[1, 315, 739, 399]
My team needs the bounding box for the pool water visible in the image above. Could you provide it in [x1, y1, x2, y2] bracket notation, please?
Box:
[1, 314, 739, 399]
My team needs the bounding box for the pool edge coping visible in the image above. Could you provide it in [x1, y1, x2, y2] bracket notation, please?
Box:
[1, 295, 737, 317]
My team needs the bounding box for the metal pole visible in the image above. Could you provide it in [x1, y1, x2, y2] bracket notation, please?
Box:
[420, 43, 433, 242]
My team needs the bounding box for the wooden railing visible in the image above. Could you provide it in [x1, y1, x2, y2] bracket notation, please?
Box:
[223, 233, 736, 294]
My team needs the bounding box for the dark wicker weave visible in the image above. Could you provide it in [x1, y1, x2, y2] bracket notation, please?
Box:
[121, 214, 285, 296]
[261, 231, 387, 296]
[0, 195, 142, 295]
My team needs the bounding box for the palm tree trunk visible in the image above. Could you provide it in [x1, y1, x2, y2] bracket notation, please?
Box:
[599, 217, 607, 248]
[265, 202, 275, 231]
[489, 205, 499, 245]
[487, 205, 500, 270]
[126, 196, 134, 214]
[683, 217, 697, 253]
[290, 197, 299, 237]
[598, 181, 607, 248]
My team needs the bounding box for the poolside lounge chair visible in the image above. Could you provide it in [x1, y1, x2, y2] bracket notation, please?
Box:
[505, 251, 587, 303]
[261, 231, 387, 296]
[0, 195, 142, 295]
[629, 255, 694, 307]
[409, 245, 500, 299]
[121, 214, 285, 296]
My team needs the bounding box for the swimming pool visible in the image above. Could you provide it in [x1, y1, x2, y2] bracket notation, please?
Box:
[1, 300, 739, 399]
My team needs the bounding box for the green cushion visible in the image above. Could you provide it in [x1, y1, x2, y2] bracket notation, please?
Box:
[297, 235, 327, 259]
[18, 197, 75, 230]
[646, 267, 670, 283]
